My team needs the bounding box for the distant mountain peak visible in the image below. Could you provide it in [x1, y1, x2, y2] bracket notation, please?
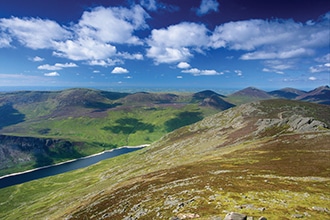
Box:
[193, 90, 225, 99]
[230, 87, 272, 99]
[268, 87, 306, 99]
[193, 90, 234, 110]
[296, 85, 330, 104]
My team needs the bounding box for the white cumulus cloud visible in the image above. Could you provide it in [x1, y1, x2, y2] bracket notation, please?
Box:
[310, 53, 330, 73]
[0, 33, 12, 47]
[210, 16, 330, 60]
[241, 48, 314, 60]
[147, 22, 210, 63]
[30, 56, 44, 62]
[177, 62, 191, 69]
[77, 5, 149, 45]
[0, 5, 150, 64]
[53, 37, 117, 61]
[182, 68, 220, 76]
[38, 62, 78, 70]
[197, 0, 219, 16]
[111, 67, 129, 74]
[0, 17, 70, 49]
[309, 63, 330, 73]
[262, 68, 284, 75]
[44, 71, 60, 77]
[117, 52, 144, 60]
[87, 58, 123, 67]
[52, 5, 149, 61]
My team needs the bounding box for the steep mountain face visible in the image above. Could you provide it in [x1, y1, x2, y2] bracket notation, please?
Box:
[268, 87, 306, 99]
[296, 85, 330, 104]
[0, 135, 79, 174]
[193, 90, 226, 99]
[1, 99, 329, 219]
[193, 90, 235, 110]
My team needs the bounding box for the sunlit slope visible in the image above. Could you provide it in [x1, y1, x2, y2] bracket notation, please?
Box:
[0, 89, 230, 144]
[0, 99, 329, 219]
[0, 88, 231, 175]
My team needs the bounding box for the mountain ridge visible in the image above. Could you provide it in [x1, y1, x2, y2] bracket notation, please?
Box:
[268, 87, 307, 99]
[0, 86, 328, 175]
[0, 99, 329, 219]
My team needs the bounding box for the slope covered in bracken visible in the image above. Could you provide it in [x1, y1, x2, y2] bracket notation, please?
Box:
[0, 99, 329, 219]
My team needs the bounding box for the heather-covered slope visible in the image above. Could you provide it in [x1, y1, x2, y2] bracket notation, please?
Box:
[268, 87, 306, 99]
[227, 87, 274, 104]
[0, 99, 329, 219]
[296, 85, 330, 105]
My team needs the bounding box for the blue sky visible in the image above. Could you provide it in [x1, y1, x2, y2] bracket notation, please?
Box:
[0, 0, 329, 90]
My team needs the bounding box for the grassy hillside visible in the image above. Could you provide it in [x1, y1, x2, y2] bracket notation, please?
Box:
[0, 89, 226, 143]
[0, 99, 329, 219]
[0, 88, 231, 175]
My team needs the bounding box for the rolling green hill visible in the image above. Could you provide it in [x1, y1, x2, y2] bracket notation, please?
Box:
[0, 88, 233, 175]
[0, 99, 329, 219]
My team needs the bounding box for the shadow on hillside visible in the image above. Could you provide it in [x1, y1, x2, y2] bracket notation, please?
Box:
[100, 91, 130, 100]
[102, 117, 155, 134]
[33, 141, 84, 168]
[34, 153, 54, 167]
[0, 104, 25, 129]
[165, 111, 203, 132]
[84, 102, 122, 110]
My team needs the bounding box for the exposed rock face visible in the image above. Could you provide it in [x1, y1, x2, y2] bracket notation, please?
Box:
[0, 135, 75, 171]
[255, 114, 329, 134]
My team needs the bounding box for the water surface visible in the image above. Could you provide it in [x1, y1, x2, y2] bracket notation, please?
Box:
[0, 147, 143, 189]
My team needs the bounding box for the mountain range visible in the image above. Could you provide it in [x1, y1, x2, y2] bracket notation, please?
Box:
[0, 86, 329, 176]
[0, 96, 329, 219]
[0, 88, 232, 175]
[227, 85, 330, 105]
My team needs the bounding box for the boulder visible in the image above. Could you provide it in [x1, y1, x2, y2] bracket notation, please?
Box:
[224, 212, 247, 220]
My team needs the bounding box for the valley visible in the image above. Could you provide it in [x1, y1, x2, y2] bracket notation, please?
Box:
[0, 86, 329, 219]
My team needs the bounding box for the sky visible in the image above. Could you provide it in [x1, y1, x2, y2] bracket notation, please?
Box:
[0, 0, 329, 90]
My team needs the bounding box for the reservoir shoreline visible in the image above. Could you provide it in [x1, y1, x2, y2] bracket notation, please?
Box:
[0, 144, 149, 188]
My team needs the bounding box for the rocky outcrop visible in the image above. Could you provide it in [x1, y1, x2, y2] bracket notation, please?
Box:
[0, 134, 76, 171]
[255, 114, 329, 135]
[224, 212, 247, 220]
[171, 212, 268, 220]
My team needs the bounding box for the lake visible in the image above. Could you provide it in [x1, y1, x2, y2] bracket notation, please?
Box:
[0, 146, 144, 189]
